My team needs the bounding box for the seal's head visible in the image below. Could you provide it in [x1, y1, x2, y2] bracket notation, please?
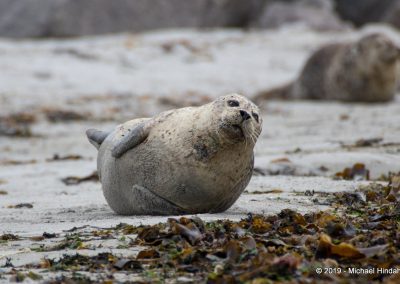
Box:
[212, 93, 262, 145]
[357, 33, 400, 64]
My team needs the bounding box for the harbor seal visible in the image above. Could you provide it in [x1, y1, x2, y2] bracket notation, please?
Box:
[255, 33, 400, 103]
[86, 94, 262, 215]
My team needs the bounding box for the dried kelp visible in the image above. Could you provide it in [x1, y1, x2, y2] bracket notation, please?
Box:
[61, 171, 99, 185]
[6, 176, 400, 283]
[0, 112, 36, 137]
[43, 108, 89, 123]
[335, 163, 370, 180]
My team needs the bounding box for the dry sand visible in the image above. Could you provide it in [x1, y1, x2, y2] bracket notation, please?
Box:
[1, 24, 400, 281]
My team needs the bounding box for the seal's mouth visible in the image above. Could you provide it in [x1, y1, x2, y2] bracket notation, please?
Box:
[381, 47, 400, 63]
[218, 120, 251, 143]
[231, 124, 244, 138]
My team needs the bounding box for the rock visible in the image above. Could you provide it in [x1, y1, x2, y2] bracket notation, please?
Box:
[383, 2, 400, 30]
[0, 0, 261, 38]
[254, 0, 349, 31]
[334, 0, 397, 27]
[3, 0, 400, 38]
[0, 0, 63, 38]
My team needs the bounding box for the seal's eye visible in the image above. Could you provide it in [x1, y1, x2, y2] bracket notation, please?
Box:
[227, 100, 239, 107]
[252, 112, 259, 123]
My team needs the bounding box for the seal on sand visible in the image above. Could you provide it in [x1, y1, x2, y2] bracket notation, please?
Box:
[255, 33, 400, 103]
[86, 94, 262, 215]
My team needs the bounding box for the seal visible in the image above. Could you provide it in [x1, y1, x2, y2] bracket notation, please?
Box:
[86, 94, 262, 215]
[255, 33, 400, 103]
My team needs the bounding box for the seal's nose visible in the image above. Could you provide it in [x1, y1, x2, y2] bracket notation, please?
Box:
[240, 110, 251, 120]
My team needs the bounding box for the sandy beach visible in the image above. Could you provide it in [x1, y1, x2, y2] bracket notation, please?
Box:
[1, 25, 400, 282]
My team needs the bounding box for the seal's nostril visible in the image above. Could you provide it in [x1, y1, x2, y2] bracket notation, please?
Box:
[240, 110, 251, 120]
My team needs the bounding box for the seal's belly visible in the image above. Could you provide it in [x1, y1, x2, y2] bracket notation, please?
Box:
[113, 136, 253, 212]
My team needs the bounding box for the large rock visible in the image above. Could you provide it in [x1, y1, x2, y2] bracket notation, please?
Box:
[254, 0, 349, 31]
[0, 0, 63, 38]
[0, 0, 261, 38]
[334, 0, 397, 27]
[383, 2, 400, 30]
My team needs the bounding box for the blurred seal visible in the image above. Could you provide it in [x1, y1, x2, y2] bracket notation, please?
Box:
[86, 93, 262, 215]
[255, 33, 400, 103]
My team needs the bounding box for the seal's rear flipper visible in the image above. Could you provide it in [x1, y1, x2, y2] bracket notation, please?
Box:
[111, 121, 151, 158]
[114, 185, 186, 215]
[86, 129, 109, 150]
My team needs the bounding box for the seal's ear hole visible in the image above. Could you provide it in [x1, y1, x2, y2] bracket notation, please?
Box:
[252, 112, 259, 123]
[227, 100, 239, 107]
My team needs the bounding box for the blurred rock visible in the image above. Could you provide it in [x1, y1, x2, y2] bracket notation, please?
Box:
[334, 0, 397, 27]
[254, 0, 349, 31]
[383, 2, 400, 30]
[0, 0, 261, 38]
[3, 0, 400, 38]
[0, 0, 62, 38]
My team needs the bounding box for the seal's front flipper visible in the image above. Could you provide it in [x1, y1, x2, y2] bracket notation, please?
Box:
[111, 122, 151, 158]
[86, 129, 110, 150]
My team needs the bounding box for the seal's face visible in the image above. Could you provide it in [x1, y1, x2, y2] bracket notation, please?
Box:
[358, 34, 400, 64]
[213, 93, 262, 145]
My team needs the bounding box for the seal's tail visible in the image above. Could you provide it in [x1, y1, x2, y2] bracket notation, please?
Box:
[253, 82, 293, 104]
[86, 129, 109, 150]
